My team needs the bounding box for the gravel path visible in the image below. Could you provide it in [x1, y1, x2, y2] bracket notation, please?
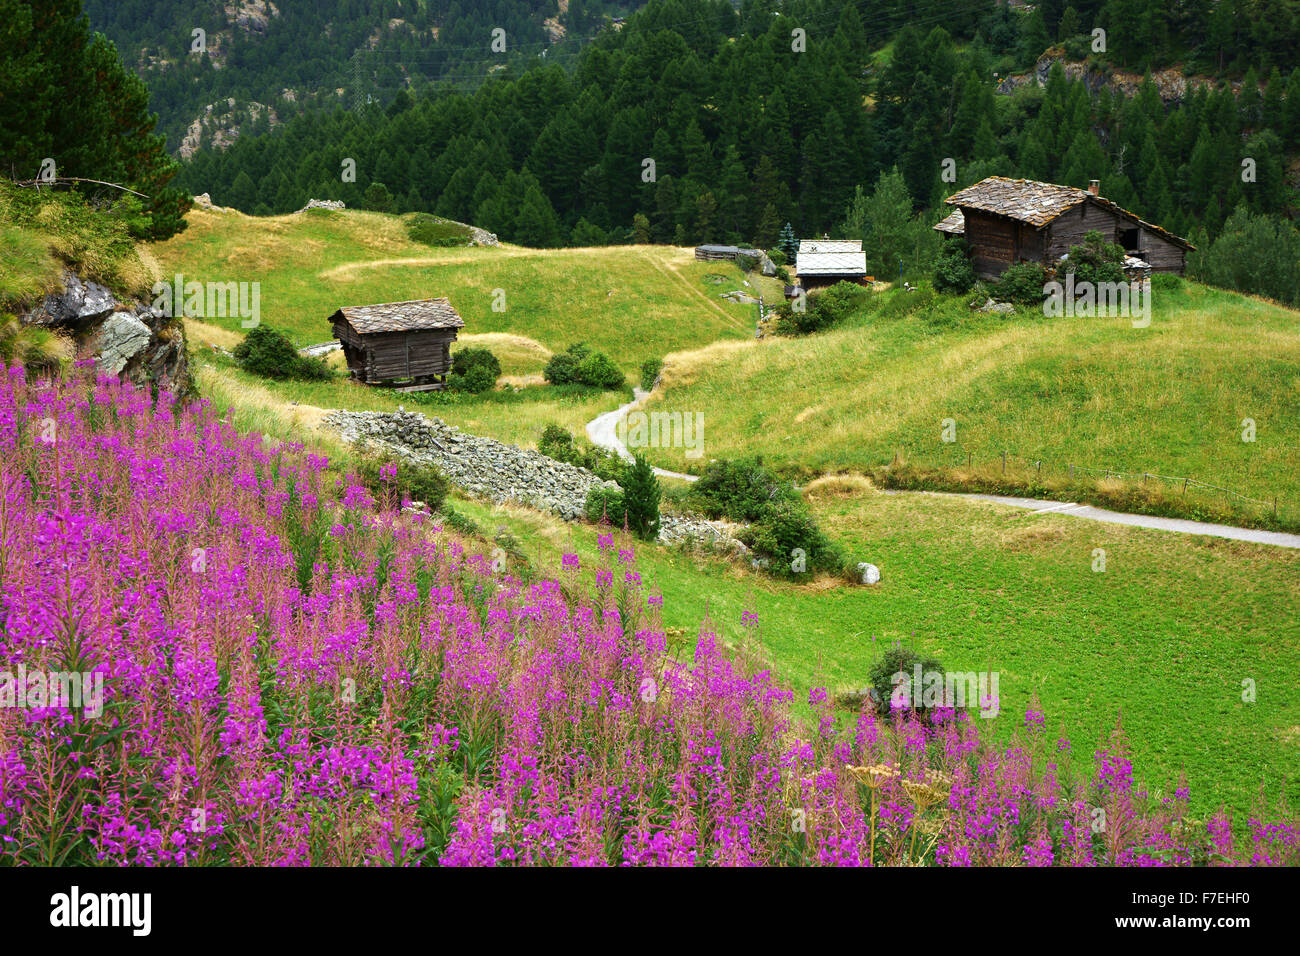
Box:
[889, 490, 1300, 549]
[585, 388, 699, 483]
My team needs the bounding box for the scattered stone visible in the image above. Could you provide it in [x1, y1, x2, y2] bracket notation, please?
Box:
[858, 562, 881, 584]
[325, 408, 743, 550]
[977, 298, 1016, 314]
[300, 198, 345, 212]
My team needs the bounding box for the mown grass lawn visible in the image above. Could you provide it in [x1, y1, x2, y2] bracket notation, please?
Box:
[449, 484, 1300, 822]
[155, 207, 755, 370]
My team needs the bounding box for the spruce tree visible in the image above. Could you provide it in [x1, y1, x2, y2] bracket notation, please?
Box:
[622, 453, 661, 542]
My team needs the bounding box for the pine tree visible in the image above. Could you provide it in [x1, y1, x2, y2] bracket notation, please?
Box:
[777, 222, 798, 260]
[621, 453, 661, 542]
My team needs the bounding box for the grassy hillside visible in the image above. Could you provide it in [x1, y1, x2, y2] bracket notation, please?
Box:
[155, 207, 759, 369]
[644, 281, 1300, 527]
[443, 483, 1300, 822]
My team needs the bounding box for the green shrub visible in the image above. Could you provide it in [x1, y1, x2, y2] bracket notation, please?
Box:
[447, 347, 499, 393]
[439, 502, 482, 537]
[739, 497, 843, 577]
[691, 456, 796, 522]
[639, 357, 663, 391]
[775, 280, 867, 336]
[544, 343, 623, 389]
[867, 645, 946, 717]
[355, 452, 450, 512]
[407, 213, 471, 247]
[538, 424, 626, 481]
[576, 351, 625, 389]
[233, 326, 331, 381]
[996, 262, 1048, 305]
[767, 248, 787, 268]
[933, 238, 976, 293]
[585, 485, 627, 525]
[621, 453, 661, 541]
[1060, 230, 1125, 287]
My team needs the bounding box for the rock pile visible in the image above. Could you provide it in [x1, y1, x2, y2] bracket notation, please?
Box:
[325, 409, 744, 552]
[300, 198, 346, 212]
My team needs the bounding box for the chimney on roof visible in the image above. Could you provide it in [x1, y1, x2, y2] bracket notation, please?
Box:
[1088, 179, 1100, 196]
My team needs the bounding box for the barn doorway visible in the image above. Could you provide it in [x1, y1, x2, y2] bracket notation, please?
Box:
[1119, 226, 1140, 253]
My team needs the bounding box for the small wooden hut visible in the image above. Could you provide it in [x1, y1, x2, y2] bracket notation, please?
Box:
[329, 297, 464, 391]
[935, 177, 1194, 278]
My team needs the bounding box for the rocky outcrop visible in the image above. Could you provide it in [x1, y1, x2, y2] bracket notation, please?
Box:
[325, 408, 744, 552]
[20, 272, 190, 393]
[997, 50, 1220, 104]
[300, 198, 345, 212]
[179, 99, 278, 159]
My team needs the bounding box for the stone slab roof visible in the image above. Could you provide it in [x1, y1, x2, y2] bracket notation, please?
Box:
[332, 297, 464, 334]
[943, 176, 1193, 249]
[934, 209, 966, 234]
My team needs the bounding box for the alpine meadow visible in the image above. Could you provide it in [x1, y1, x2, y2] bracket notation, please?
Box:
[1, 0, 1299, 924]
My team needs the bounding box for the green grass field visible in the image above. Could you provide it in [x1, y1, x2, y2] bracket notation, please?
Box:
[155, 207, 758, 370]
[642, 281, 1300, 526]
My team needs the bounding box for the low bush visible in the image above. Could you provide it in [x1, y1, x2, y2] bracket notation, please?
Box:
[355, 451, 450, 512]
[639, 357, 663, 390]
[776, 281, 870, 336]
[1060, 230, 1126, 287]
[448, 347, 500, 393]
[996, 262, 1048, 305]
[585, 485, 627, 525]
[407, 213, 472, 247]
[932, 238, 976, 293]
[538, 424, 626, 481]
[691, 456, 795, 522]
[692, 456, 841, 577]
[867, 645, 947, 718]
[544, 343, 624, 389]
[233, 326, 331, 381]
[738, 496, 843, 577]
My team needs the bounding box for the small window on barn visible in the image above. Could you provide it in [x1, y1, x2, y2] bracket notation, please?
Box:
[1120, 227, 1140, 252]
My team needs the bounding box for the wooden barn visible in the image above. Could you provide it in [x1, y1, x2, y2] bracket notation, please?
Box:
[794, 238, 869, 290]
[329, 297, 465, 391]
[934, 177, 1194, 278]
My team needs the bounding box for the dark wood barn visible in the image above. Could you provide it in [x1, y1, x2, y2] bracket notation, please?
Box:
[935, 177, 1194, 278]
[329, 297, 465, 391]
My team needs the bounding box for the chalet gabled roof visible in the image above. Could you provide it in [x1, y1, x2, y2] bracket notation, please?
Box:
[798, 238, 862, 256]
[943, 176, 1194, 250]
[331, 297, 465, 334]
[944, 177, 1087, 226]
[795, 251, 868, 276]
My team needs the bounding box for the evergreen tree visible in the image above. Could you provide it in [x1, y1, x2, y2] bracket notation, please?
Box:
[621, 453, 661, 542]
